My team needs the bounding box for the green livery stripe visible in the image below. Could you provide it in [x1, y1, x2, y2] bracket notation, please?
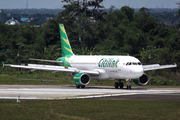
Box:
[61, 37, 70, 46]
[73, 73, 84, 86]
[64, 46, 73, 54]
[60, 25, 66, 34]
[73, 77, 80, 79]
[59, 24, 74, 57]
[65, 57, 69, 63]
[56, 56, 71, 67]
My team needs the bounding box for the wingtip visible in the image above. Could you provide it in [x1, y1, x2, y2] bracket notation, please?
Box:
[1, 62, 10, 67]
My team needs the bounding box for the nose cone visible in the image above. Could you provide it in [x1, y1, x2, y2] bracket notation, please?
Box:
[131, 66, 144, 78]
[136, 66, 144, 77]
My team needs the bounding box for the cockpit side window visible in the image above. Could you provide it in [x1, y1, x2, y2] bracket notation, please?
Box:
[138, 62, 142, 65]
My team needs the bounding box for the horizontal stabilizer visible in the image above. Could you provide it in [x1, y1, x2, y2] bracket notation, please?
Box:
[29, 58, 63, 63]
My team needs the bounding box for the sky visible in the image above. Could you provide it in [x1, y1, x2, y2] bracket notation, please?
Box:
[0, 0, 179, 9]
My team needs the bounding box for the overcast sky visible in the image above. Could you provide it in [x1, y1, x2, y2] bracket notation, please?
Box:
[0, 0, 179, 9]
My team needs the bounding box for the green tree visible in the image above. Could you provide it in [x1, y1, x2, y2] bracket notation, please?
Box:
[134, 7, 157, 33]
[43, 19, 60, 46]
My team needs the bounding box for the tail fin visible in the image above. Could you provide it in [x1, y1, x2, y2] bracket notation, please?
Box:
[59, 24, 74, 57]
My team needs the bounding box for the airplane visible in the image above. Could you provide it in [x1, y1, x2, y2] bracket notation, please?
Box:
[5, 24, 177, 89]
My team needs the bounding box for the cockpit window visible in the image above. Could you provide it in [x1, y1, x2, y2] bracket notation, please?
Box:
[132, 62, 137, 65]
[126, 62, 142, 66]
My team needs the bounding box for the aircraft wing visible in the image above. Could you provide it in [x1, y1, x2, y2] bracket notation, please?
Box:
[29, 58, 63, 63]
[143, 63, 177, 71]
[5, 64, 99, 75]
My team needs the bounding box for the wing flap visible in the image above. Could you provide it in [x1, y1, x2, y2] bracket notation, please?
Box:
[10, 64, 75, 72]
[143, 64, 160, 69]
[28, 64, 65, 69]
[143, 64, 177, 71]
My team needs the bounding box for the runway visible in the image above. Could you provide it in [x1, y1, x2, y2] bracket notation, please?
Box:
[0, 85, 180, 101]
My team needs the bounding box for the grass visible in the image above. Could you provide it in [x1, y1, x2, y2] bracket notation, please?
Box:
[0, 72, 179, 87]
[0, 68, 180, 120]
[0, 69, 119, 86]
[0, 68, 74, 85]
[0, 99, 180, 120]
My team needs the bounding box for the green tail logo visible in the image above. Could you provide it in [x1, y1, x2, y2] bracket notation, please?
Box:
[59, 24, 74, 57]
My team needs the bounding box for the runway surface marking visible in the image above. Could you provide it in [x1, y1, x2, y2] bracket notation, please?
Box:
[0, 85, 180, 100]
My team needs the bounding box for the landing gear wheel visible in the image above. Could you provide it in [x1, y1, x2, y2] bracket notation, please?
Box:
[76, 84, 80, 88]
[81, 85, 85, 88]
[114, 82, 119, 89]
[119, 82, 124, 89]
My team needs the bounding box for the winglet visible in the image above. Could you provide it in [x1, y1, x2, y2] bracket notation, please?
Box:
[2, 62, 4, 68]
[174, 63, 177, 66]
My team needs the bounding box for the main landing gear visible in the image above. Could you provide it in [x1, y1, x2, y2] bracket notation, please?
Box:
[114, 80, 124, 89]
[114, 79, 132, 90]
[76, 84, 85, 89]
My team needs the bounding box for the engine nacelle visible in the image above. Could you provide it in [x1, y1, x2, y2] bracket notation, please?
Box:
[133, 73, 149, 86]
[73, 73, 90, 86]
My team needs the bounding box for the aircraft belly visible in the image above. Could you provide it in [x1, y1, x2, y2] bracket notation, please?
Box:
[103, 68, 121, 79]
[107, 70, 124, 79]
[107, 68, 131, 79]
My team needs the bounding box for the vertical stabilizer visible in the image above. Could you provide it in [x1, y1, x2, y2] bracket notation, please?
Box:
[59, 24, 74, 57]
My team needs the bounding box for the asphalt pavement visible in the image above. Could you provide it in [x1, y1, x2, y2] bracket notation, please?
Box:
[0, 85, 180, 101]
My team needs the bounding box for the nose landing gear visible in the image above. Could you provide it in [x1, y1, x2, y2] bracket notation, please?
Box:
[126, 79, 131, 90]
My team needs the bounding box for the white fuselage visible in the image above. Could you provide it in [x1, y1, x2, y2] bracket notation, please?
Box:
[69, 55, 144, 80]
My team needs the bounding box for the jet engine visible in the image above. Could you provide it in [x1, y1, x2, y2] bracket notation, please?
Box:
[73, 73, 90, 86]
[133, 73, 149, 86]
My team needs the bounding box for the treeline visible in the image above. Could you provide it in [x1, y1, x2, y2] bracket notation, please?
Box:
[0, 6, 180, 76]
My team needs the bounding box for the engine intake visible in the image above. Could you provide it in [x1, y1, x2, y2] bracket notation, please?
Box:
[73, 73, 90, 86]
[133, 73, 149, 86]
